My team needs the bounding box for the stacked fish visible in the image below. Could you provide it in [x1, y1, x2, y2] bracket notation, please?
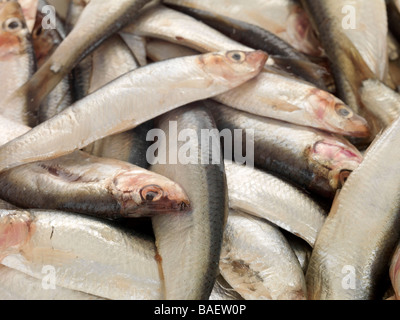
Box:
[0, 0, 400, 300]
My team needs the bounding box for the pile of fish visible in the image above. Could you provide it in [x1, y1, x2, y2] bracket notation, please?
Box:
[1, 0, 400, 300]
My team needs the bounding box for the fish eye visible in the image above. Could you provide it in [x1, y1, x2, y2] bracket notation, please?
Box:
[335, 104, 353, 118]
[140, 185, 163, 202]
[4, 18, 23, 32]
[227, 51, 246, 63]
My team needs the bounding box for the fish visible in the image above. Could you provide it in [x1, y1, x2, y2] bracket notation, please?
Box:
[150, 103, 227, 300]
[0, 115, 190, 219]
[0, 150, 191, 219]
[206, 100, 363, 198]
[220, 209, 307, 300]
[390, 244, 400, 300]
[305, 113, 400, 300]
[3, 0, 153, 124]
[138, 17, 370, 137]
[359, 79, 400, 128]
[0, 209, 163, 300]
[163, 0, 324, 57]
[0, 49, 268, 173]
[72, 31, 148, 167]
[0, 265, 106, 300]
[0, 0, 36, 121]
[32, 4, 73, 123]
[164, 3, 331, 90]
[224, 160, 327, 247]
[301, 0, 391, 141]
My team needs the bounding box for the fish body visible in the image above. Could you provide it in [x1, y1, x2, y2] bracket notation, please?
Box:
[163, 0, 323, 56]
[139, 19, 370, 137]
[151, 104, 227, 300]
[220, 209, 307, 300]
[0, 0, 35, 123]
[0, 49, 267, 173]
[32, 6, 73, 123]
[225, 161, 326, 247]
[4, 0, 152, 123]
[207, 101, 363, 198]
[0, 209, 163, 300]
[306, 114, 400, 300]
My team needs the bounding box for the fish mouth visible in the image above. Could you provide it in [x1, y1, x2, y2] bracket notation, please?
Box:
[342, 115, 371, 138]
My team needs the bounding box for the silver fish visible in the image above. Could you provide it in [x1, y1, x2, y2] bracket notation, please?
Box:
[3, 0, 152, 124]
[225, 160, 327, 247]
[0, 49, 267, 173]
[150, 103, 227, 300]
[0, 209, 163, 300]
[306, 114, 400, 300]
[137, 13, 370, 137]
[220, 209, 307, 300]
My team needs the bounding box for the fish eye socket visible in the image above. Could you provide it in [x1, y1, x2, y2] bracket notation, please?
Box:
[335, 104, 353, 118]
[227, 51, 246, 63]
[140, 185, 163, 202]
[4, 18, 23, 31]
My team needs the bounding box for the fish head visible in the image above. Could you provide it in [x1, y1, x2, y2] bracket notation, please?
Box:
[286, 5, 324, 57]
[306, 88, 370, 138]
[110, 169, 191, 217]
[309, 136, 363, 192]
[0, 209, 33, 261]
[197, 50, 268, 86]
[0, 0, 30, 60]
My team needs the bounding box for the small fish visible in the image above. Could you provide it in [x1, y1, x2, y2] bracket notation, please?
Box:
[0, 116, 190, 219]
[220, 209, 307, 300]
[3, 0, 152, 124]
[301, 0, 391, 141]
[0, 209, 163, 300]
[224, 160, 327, 247]
[164, 3, 331, 90]
[0, 150, 191, 219]
[0, 49, 267, 173]
[0, 0, 35, 122]
[359, 79, 400, 128]
[32, 4, 73, 123]
[163, 0, 324, 57]
[151, 103, 227, 300]
[206, 101, 363, 198]
[306, 114, 400, 300]
[142, 29, 370, 137]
